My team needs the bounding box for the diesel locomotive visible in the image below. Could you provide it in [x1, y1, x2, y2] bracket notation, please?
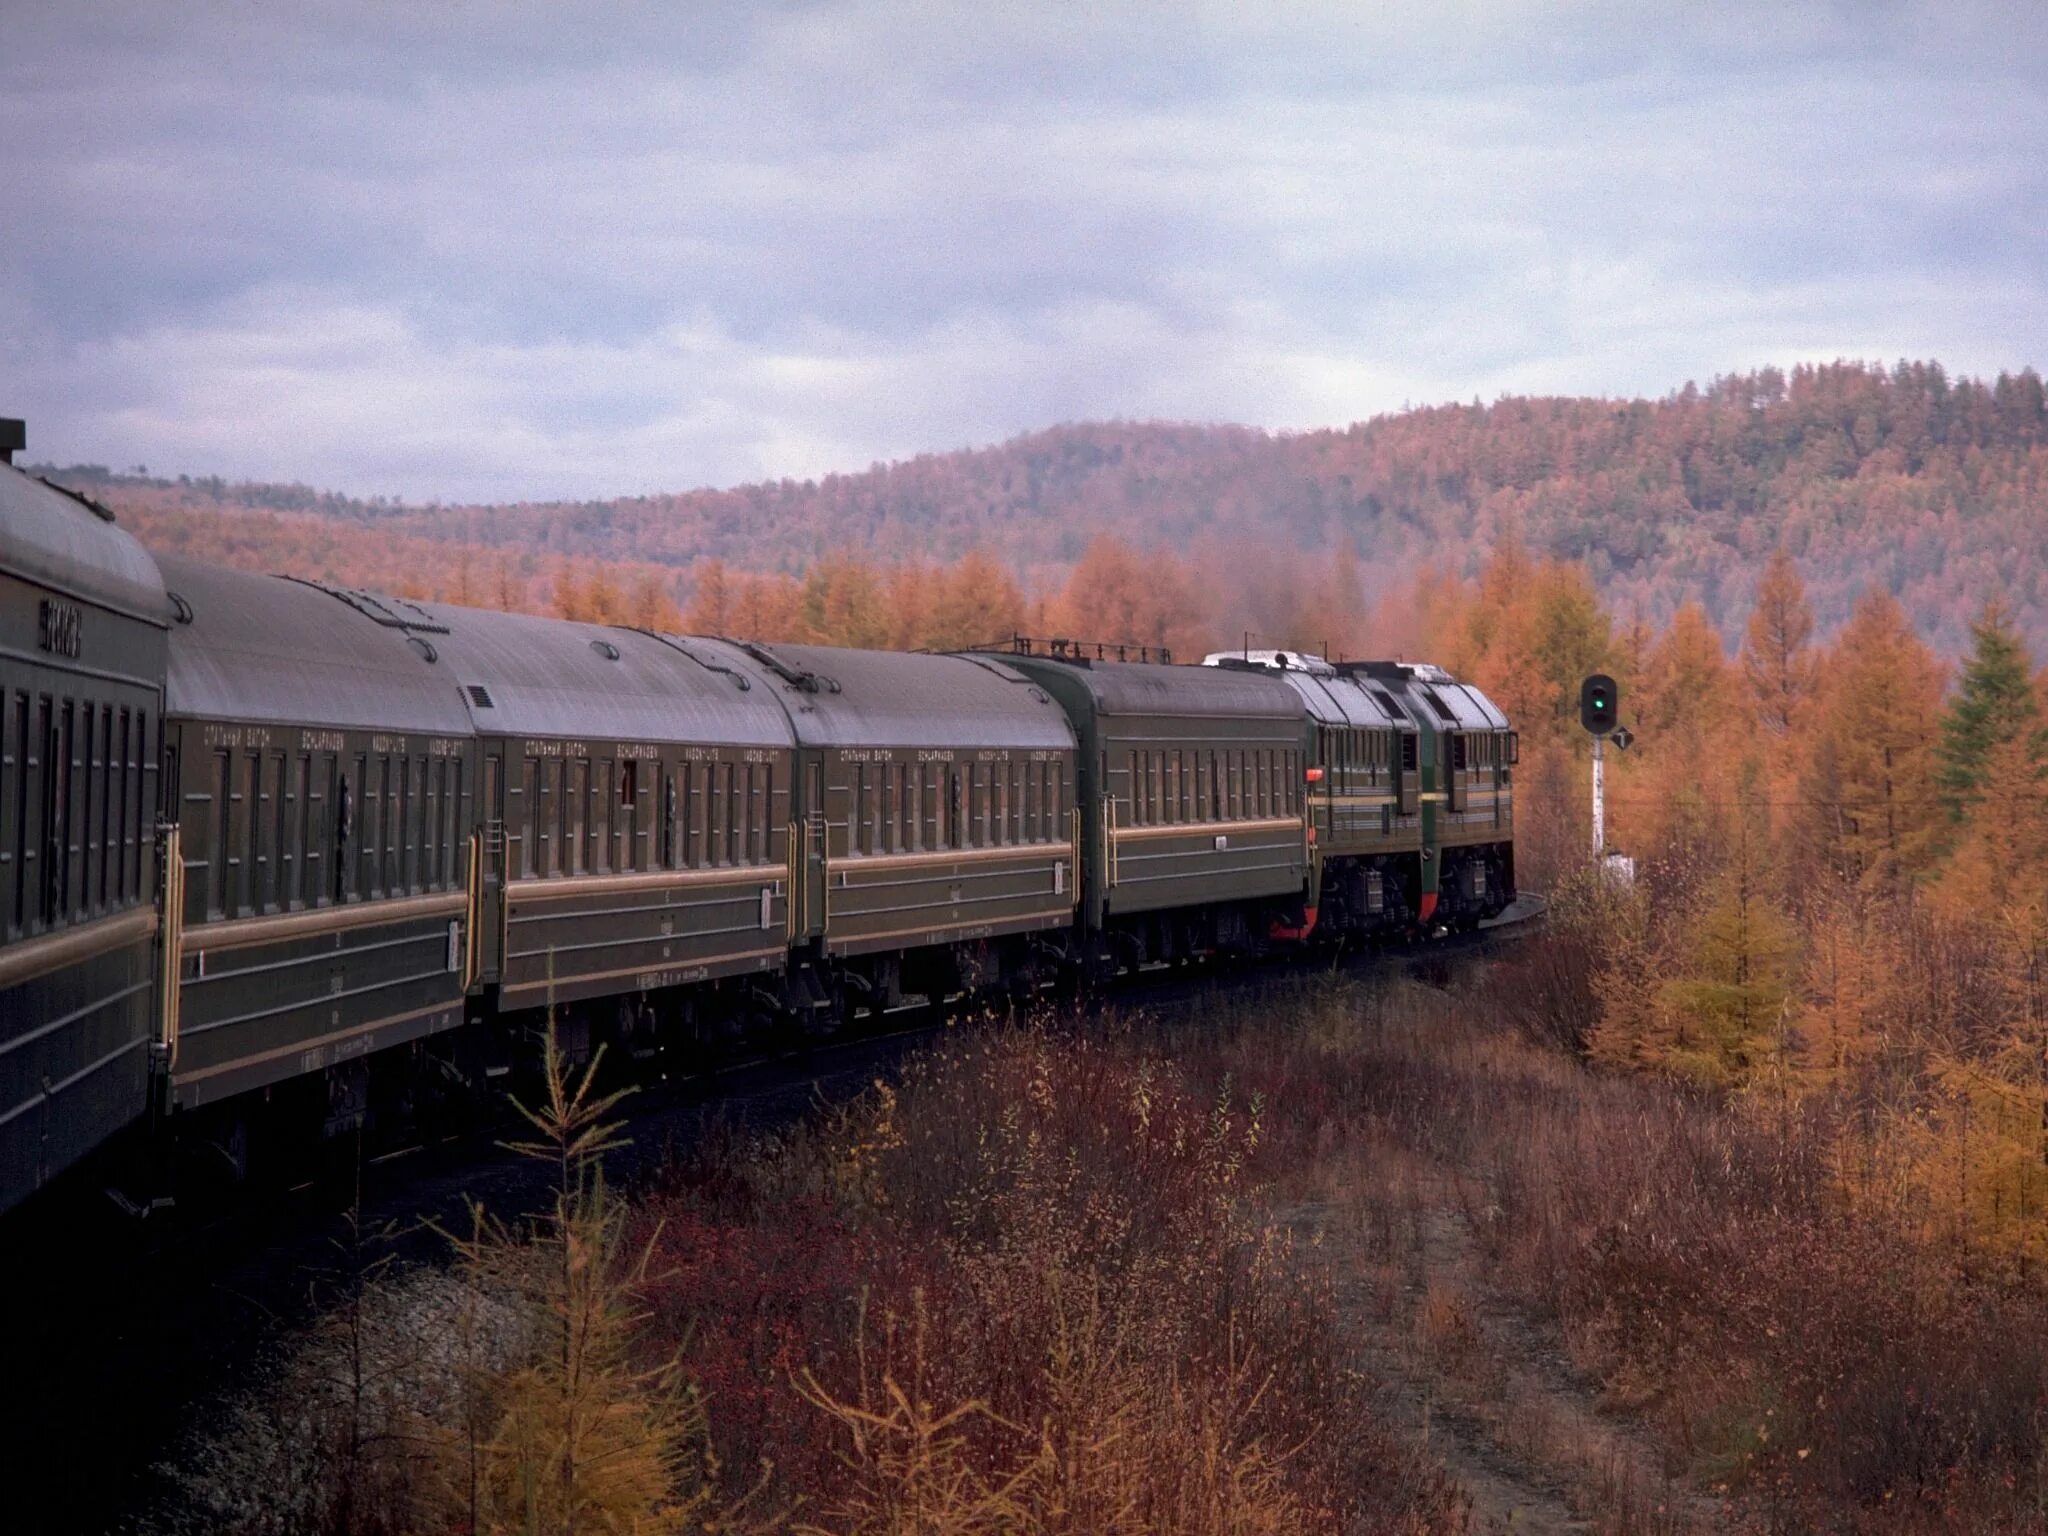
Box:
[0, 442, 1515, 1215]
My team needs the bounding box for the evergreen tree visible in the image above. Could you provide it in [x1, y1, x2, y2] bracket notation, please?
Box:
[1936, 597, 2040, 821]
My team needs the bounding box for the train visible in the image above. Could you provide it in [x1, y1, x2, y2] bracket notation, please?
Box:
[0, 436, 1516, 1216]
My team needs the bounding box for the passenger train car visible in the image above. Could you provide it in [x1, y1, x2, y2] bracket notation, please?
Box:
[0, 463, 166, 1212]
[0, 437, 1515, 1216]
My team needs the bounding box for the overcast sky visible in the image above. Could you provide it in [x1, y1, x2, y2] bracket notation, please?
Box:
[4, 1, 2043, 501]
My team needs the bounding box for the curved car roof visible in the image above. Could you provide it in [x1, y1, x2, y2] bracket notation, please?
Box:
[1273, 670, 1416, 730]
[0, 465, 167, 624]
[1396, 674, 1509, 731]
[690, 638, 1075, 751]
[420, 610, 794, 748]
[160, 557, 474, 735]
[1000, 654, 1305, 721]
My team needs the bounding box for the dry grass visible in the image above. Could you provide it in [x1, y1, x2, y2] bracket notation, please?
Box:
[140, 956, 2048, 1534]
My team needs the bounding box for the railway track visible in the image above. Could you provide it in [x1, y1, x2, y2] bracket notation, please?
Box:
[0, 893, 1542, 1534]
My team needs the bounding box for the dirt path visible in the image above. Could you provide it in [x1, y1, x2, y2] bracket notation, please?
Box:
[1283, 1151, 1725, 1535]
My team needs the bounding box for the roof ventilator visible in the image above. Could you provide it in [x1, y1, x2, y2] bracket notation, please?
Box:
[286, 578, 451, 634]
[736, 640, 840, 694]
[632, 631, 752, 691]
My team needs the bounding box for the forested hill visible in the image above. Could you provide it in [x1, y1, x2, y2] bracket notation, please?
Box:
[46, 359, 2048, 655]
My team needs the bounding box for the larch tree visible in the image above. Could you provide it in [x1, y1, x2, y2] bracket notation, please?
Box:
[1810, 589, 1947, 889]
[1051, 535, 1206, 659]
[924, 549, 1026, 651]
[683, 559, 733, 635]
[629, 574, 680, 632]
[1741, 549, 1817, 736]
[800, 556, 891, 649]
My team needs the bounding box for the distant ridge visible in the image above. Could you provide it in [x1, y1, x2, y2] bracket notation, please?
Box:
[44, 360, 2048, 656]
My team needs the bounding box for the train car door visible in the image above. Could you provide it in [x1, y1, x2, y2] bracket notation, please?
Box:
[800, 756, 826, 941]
[477, 748, 504, 982]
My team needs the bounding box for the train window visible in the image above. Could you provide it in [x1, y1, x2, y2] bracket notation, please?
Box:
[686, 762, 703, 867]
[111, 709, 129, 909]
[247, 749, 269, 912]
[0, 694, 14, 937]
[25, 696, 47, 928]
[380, 755, 399, 897]
[521, 758, 539, 878]
[49, 699, 71, 924]
[568, 760, 588, 876]
[206, 748, 230, 921]
[329, 764, 347, 903]
[994, 763, 1009, 846]
[593, 760, 611, 874]
[407, 756, 423, 894]
[1451, 734, 1468, 772]
[657, 766, 675, 868]
[707, 764, 726, 865]
[445, 760, 463, 886]
[1401, 735, 1417, 772]
[614, 762, 633, 871]
[743, 763, 758, 865]
[726, 763, 741, 866]
[952, 767, 967, 850]
[417, 757, 435, 890]
[84, 704, 102, 912]
[553, 759, 572, 877]
[733, 765, 749, 868]
[99, 704, 115, 911]
[286, 753, 306, 908]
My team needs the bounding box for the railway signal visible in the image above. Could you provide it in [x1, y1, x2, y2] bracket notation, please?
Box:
[1579, 673, 1617, 736]
[1580, 673, 1621, 859]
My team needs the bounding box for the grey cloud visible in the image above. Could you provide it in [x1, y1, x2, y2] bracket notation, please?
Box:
[2, 0, 2043, 497]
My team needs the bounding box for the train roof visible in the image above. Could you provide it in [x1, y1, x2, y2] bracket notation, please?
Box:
[995, 653, 1305, 721]
[159, 557, 475, 735]
[0, 464, 168, 625]
[1393, 674, 1509, 731]
[1202, 652, 1508, 732]
[415, 609, 794, 748]
[689, 638, 1075, 751]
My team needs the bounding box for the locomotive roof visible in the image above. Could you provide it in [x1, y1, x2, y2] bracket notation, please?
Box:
[416, 609, 795, 747]
[0, 464, 168, 625]
[159, 556, 475, 734]
[1392, 674, 1509, 731]
[687, 639, 1075, 751]
[1201, 652, 1508, 733]
[1001, 653, 1306, 721]
[1272, 670, 1417, 730]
